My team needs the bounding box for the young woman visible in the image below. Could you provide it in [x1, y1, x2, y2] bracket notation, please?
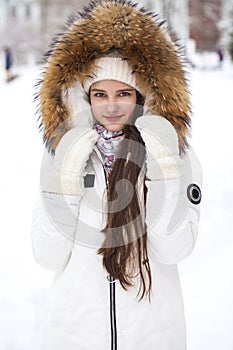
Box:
[32, 1, 202, 349]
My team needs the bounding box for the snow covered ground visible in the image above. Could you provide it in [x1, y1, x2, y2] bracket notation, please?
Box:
[0, 58, 233, 349]
[180, 59, 233, 350]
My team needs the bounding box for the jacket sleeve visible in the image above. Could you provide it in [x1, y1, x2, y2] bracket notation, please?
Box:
[146, 148, 202, 264]
[31, 191, 81, 272]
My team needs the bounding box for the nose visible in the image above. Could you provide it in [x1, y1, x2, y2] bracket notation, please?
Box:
[105, 100, 119, 114]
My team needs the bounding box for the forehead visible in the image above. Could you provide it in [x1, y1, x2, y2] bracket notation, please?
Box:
[91, 80, 134, 92]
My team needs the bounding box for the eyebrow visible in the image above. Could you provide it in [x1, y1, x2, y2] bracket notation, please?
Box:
[91, 88, 135, 92]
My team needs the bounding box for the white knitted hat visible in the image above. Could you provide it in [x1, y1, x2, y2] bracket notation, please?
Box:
[83, 56, 139, 93]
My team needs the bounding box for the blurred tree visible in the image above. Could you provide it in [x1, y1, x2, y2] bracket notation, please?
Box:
[143, 0, 153, 11]
[229, 35, 233, 60]
[189, 0, 222, 51]
[220, 1, 233, 59]
[141, 0, 190, 47]
[228, 11, 233, 60]
[37, 0, 88, 56]
[0, 0, 87, 64]
[1, 0, 231, 64]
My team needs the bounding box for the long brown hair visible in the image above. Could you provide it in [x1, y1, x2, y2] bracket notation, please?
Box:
[98, 92, 152, 300]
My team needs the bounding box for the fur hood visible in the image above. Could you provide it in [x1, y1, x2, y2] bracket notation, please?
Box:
[37, 0, 191, 152]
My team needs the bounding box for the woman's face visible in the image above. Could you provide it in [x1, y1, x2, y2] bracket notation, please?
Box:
[90, 80, 137, 132]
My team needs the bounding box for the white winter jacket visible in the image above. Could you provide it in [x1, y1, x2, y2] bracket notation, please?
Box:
[31, 143, 202, 350]
[32, 2, 203, 348]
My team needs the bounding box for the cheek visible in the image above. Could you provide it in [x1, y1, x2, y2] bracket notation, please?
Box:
[91, 103, 104, 118]
[124, 96, 137, 115]
[124, 104, 136, 117]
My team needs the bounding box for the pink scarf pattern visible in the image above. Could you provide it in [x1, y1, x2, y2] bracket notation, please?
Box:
[95, 124, 125, 175]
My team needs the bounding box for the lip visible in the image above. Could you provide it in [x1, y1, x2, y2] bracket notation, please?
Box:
[105, 115, 124, 122]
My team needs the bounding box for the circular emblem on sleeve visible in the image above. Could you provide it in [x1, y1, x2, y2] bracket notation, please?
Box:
[187, 184, 202, 205]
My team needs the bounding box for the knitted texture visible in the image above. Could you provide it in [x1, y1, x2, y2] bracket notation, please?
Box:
[83, 57, 139, 93]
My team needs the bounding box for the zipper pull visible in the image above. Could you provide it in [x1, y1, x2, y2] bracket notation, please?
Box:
[107, 275, 116, 283]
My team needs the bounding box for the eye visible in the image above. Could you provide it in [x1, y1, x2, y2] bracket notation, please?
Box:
[119, 91, 131, 97]
[93, 92, 106, 98]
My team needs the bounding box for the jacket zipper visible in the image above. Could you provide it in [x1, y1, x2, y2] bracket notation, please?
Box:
[107, 275, 117, 350]
[103, 166, 109, 190]
[103, 167, 117, 349]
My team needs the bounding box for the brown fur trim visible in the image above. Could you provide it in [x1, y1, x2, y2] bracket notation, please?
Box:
[38, 0, 191, 152]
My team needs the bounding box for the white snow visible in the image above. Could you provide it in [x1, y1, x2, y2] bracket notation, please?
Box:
[179, 59, 233, 350]
[0, 58, 233, 349]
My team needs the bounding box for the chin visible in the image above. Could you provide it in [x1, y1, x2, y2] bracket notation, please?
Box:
[104, 123, 124, 132]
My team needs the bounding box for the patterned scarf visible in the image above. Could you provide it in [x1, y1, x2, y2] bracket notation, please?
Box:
[95, 124, 125, 175]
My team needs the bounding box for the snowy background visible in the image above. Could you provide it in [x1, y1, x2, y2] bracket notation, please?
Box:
[0, 55, 233, 349]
